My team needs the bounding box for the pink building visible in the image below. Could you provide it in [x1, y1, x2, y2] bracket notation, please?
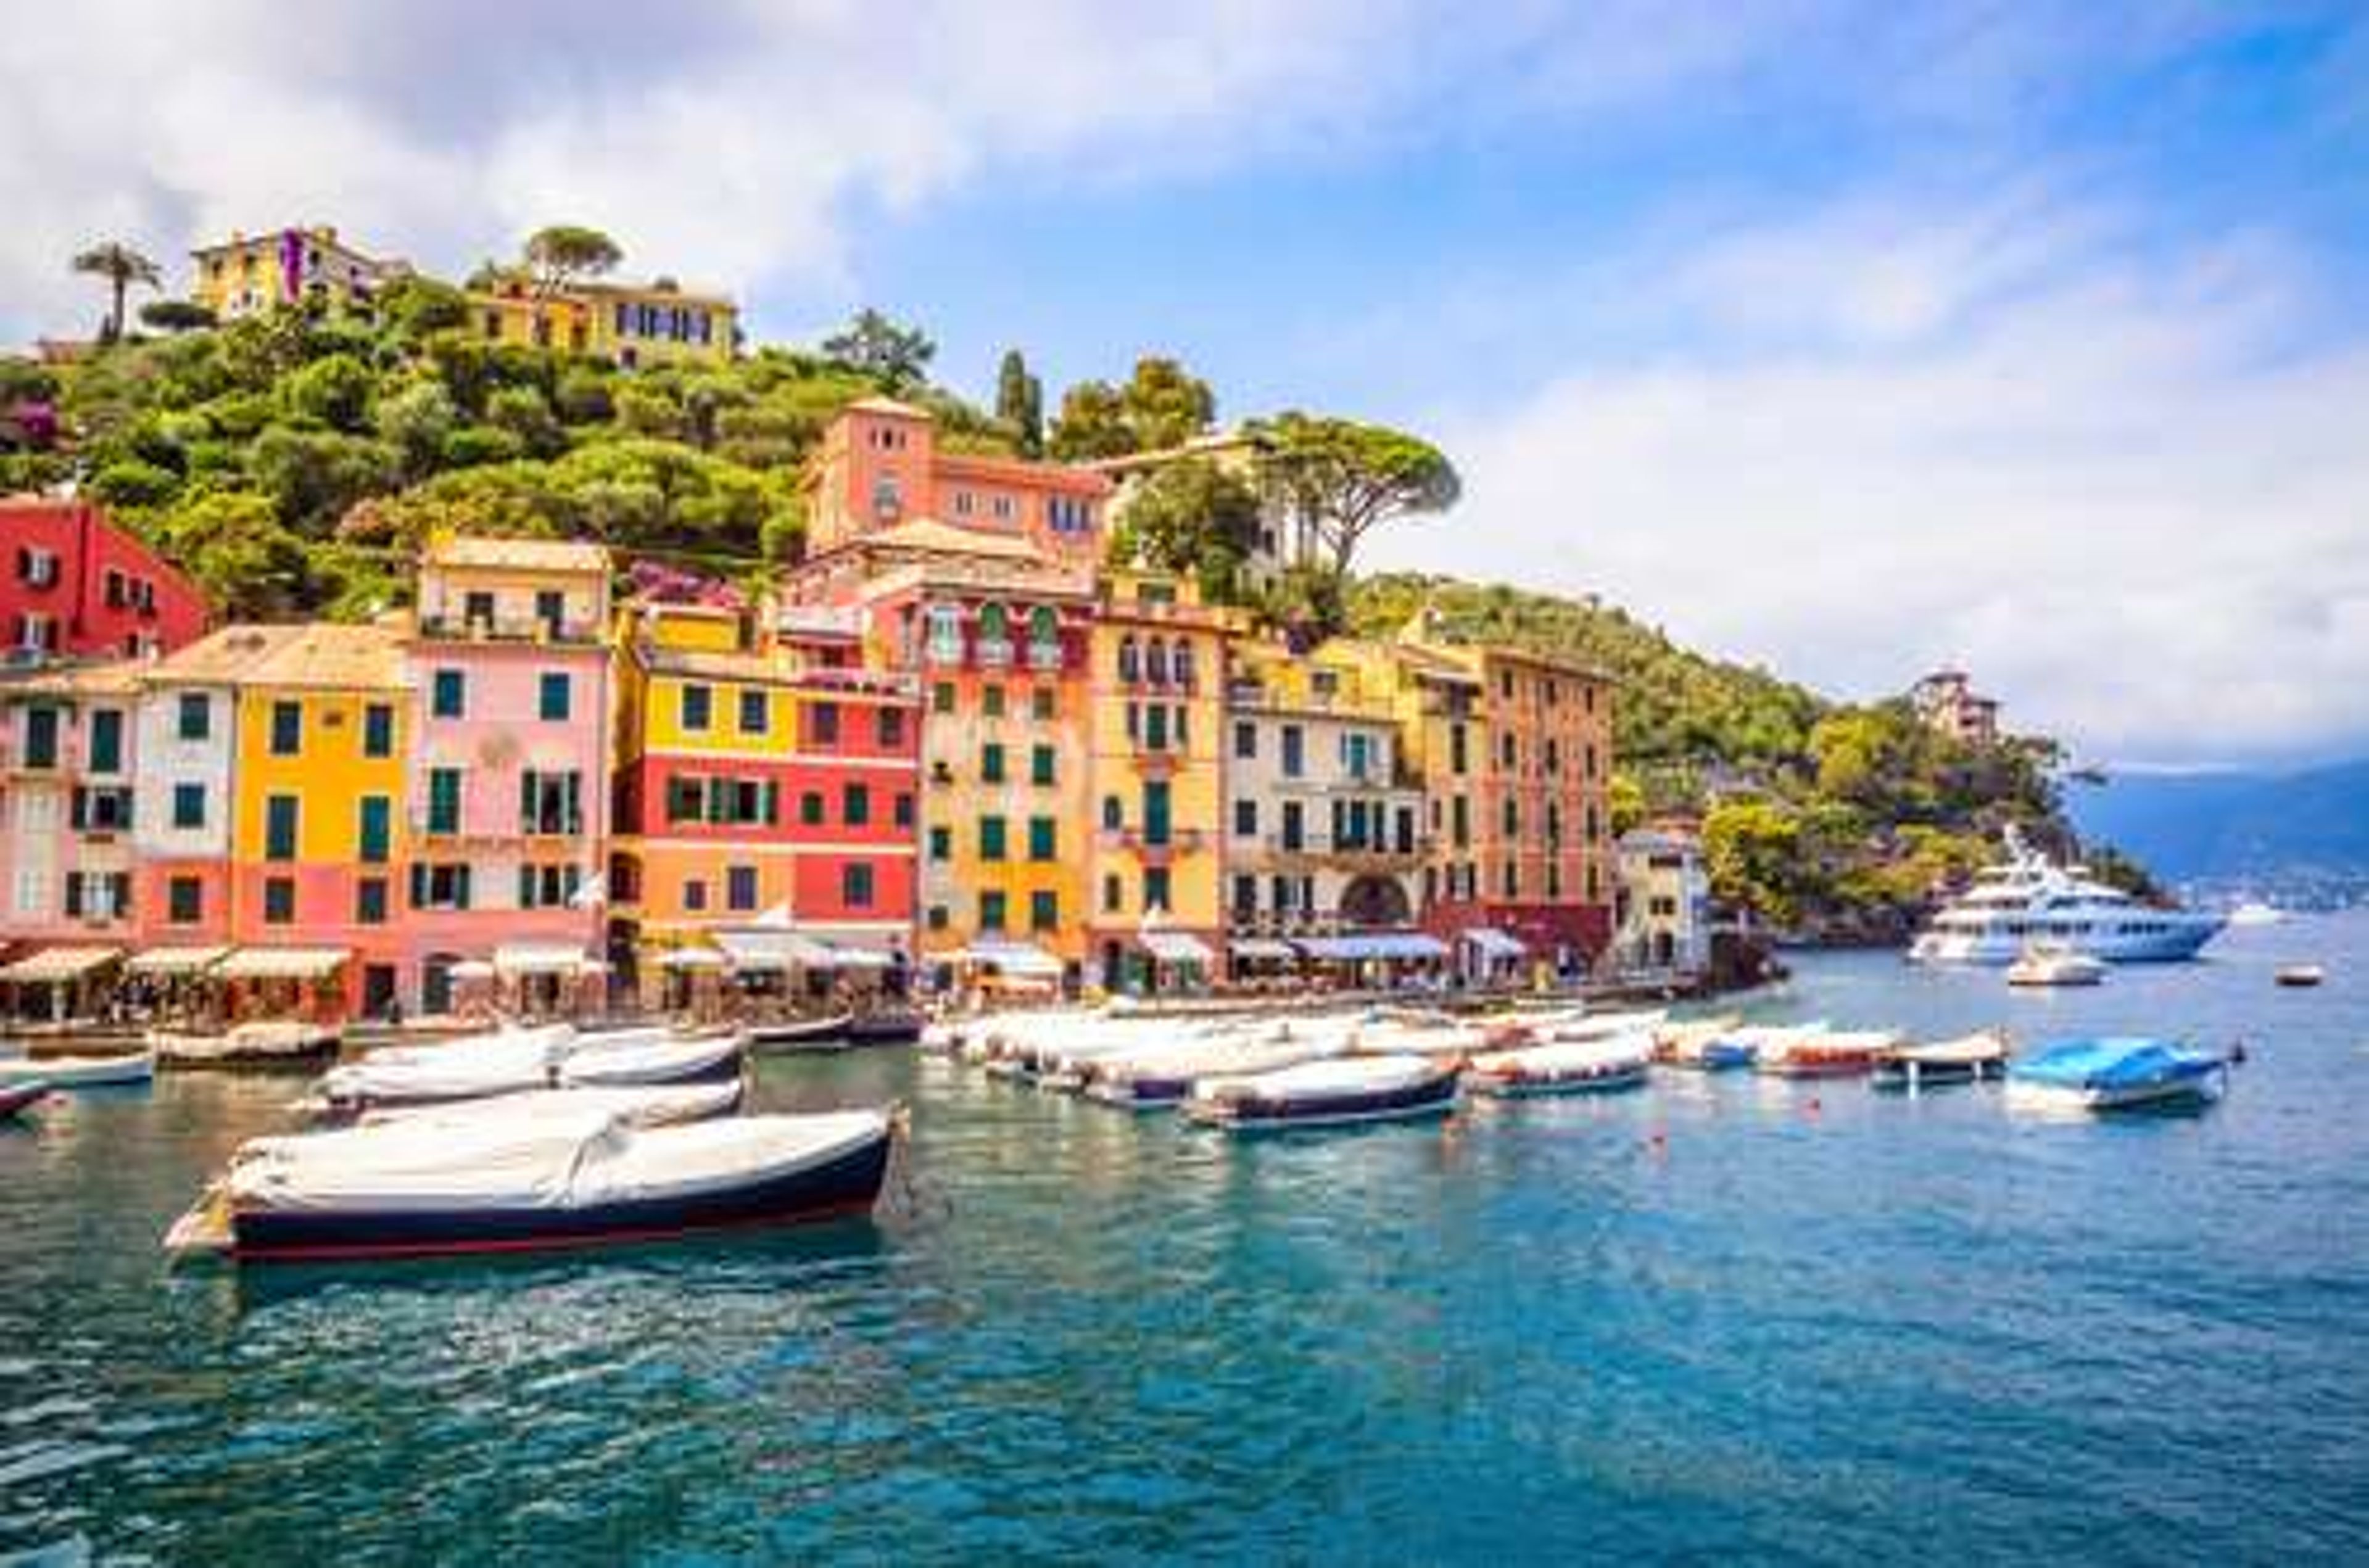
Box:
[0, 661, 143, 1015]
[401, 537, 614, 1015]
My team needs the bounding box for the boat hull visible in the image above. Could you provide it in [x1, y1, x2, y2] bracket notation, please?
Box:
[1756, 1055, 1878, 1079]
[228, 1128, 891, 1263]
[0, 1081, 47, 1119]
[2003, 1070, 2223, 1112]
[745, 1015, 853, 1053]
[1911, 922, 2219, 965]
[1183, 1068, 1460, 1131]
[1470, 1065, 1648, 1097]
[0, 1052, 154, 1089]
[841, 1013, 924, 1047]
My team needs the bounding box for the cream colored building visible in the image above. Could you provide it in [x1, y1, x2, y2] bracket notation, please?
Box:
[1614, 824, 1710, 976]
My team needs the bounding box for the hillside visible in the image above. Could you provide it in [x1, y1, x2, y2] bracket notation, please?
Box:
[2066, 761, 2369, 885]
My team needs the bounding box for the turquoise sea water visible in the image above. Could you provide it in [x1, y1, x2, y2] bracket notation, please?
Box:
[4, 914, 2367, 1564]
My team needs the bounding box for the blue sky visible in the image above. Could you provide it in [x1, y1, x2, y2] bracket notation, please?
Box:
[2, 1, 2364, 766]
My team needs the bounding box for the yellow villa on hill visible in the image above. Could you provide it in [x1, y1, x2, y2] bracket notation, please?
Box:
[469, 271, 739, 368]
[189, 226, 411, 320]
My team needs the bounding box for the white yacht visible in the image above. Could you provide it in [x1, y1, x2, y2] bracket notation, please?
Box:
[1909, 830, 2222, 965]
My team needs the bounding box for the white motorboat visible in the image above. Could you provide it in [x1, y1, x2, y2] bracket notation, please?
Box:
[1871, 1031, 2012, 1091]
[315, 1027, 742, 1113]
[0, 1050, 154, 1089]
[2005, 944, 2107, 987]
[356, 1080, 745, 1131]
[2004, 1038, 2226, 1112]
[1182, 1054, 1460, 1130]
[1910, 828, 2221, 965]
[1081, 1020, 1356, 1108]
[1466, 1032, 1653, 1096]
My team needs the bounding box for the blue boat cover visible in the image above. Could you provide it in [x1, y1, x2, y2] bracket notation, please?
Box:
[2011, 1038, 2215, 1089]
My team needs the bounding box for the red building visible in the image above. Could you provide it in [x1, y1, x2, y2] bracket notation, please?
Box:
[0, 499, 209, 661]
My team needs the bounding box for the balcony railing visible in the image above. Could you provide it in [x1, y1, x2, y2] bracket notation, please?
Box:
[418, 613, 602, 646]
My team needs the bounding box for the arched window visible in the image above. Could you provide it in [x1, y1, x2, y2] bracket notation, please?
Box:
[1145, 638, 1170, 685]
[925, 603, 963, 665]
[1117, 636, 1140, 684]
[1028, 605, 1061, 669]
[977, 603, 1011, 666]
[1173, 640, 1196, 690]
[1102, 795, 1123, 830]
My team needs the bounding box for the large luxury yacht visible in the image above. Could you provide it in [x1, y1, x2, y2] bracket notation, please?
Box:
[1909, 830, 2223, 965]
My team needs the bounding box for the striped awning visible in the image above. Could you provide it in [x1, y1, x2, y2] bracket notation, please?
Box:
[0, 946, 122, 984]
[126, 946, 231, 976]
[959, 940, 1063, 979]
[214, 946, 349, 981]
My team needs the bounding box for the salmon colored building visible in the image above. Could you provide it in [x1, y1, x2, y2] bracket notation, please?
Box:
[608, 599, 919, 1004]
[0, 498, 209, 661]
[401, 536, 616, 1015]
[0, 662, 144, 1013]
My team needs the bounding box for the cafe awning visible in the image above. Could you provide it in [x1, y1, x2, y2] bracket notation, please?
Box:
[959, 940, 1063, 979]
[0, 946, 122, 984]
[1228, 937, 1299, 962]
[1461, 928, 1528, 960]
[1295, 932, 1450, 963]
[1141, 930, 1215, 965]
[714, 928, 838, 973]
[494, 942, 596, 978]
[126, 945, 231, 977]
[215, 946, 349, 981]
[656, 947, 727, 972]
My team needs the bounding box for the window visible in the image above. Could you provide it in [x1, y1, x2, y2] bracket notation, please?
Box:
[1234, 799, 1257, 838]
[727, 865, 759, 912]
[520, 770, 582, 835]
[1103, 873, 1123, 913]
[518, 864, 584, 910]
[1450, 724, 1468, 775]
[1501, 733, 1518, 769]
[432, 670, 466, 719]
[932, 682, 956, 714]
[1028, 606, 1061, 669]
[982, 685, 1004, 719]
[89, 709, 123, 774]
[679, 683, 712, 731]
[977, 604, 1010, 661]
[1143, 781, 1172, 847]
[1031, 686, 1057, 720]
[801, 790, 826, 827]
[263, 877, 296, 924]
[1234, 720, 1256, 760]
[1028, 817, 1056, 862]
[877, 709, 906, 748]
[428, 767, 463, 834]
[1144, 705, 1168, 751]
[536, 589, 566, 635]
[925, 605, 963, 664]
[172, 782, 206, 830]
[357, 796, 392, 864]
[1030, 889, 1059, 932]
[1144, 866, 1172, 913]
[979, 890, 1008, 931]
[363, 702, 395, 757]
[1452, 796, 1470, 848]
[808, 701, 839, 744]
[1031, 744, 1056, 786]
[1233, 875, 1257, 918]
[1117, 637, 1141, 684]
[667, 776, 708, 825]
[843, 863, 876, 909]
[979, 815, 1007, 861]
[541, 674, 574, 723]
[1503, 799, 1519, 838]
[683, 878, 708, 912]
[928, 826, 952, 861]
[981, 743, 1006, 783]
[1281, 725, 1304, 778]
[894, 792, 915, 829]
[176, 693, 210, 741]
[1281, 801, 1304, 852]
[843, 783, 870, 827]
[465, 590, 497, 627]
[408, 863, 473, 911]
[264, 794, 299, 861]
[1146, 640, 1170, 685]
[1101, 795, 1122, 831]
[167, 875, 203, 924]
[927, 904, 950, 931]
[355, 877, 389, 925]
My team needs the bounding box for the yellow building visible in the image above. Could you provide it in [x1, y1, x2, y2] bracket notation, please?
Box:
[1083, 569, 1234, 991]
[469, 272, 738, 368]
[189, 226, 410, 320]
[224, 622, 412, 1015]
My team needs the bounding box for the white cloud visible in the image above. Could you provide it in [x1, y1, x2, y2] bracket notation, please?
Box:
[1380, 198, 2369, 766]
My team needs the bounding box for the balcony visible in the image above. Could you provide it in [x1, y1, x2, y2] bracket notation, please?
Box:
[975, 639, 1014, 670]
[1095, 826, 1210, 857]
[416, 612, 602, 647]
[1026, 640, 1063, 672]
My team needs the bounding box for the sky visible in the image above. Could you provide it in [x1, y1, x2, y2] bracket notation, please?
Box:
[3, 0, 2365, 769]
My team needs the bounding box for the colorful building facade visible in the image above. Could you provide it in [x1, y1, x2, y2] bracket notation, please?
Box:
[800, 397, 1110, 563]
[402, 536, 615, 1013]
[0, 663, 142, 952]
[470, 273, 739, 368]
[189, 226, 409, 320]
[1, 498, 209, 661]
[1084, 570, 1232, 989]
[608, 600, 919, 1002]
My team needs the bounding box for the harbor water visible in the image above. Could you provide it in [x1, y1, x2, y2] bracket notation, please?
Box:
[4, 915, 2367, 1564]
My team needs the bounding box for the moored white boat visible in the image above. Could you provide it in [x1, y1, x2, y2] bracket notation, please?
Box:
[1871, 1030, 2011, 1091]
[1080, 1020, 1355, 1108]
[2005, 943, 2107, 987]
[1466, 1032, 1653, 1097]
[1753, 1028, 1896, 1078]
[0, 1050, 155, 1089]
[1651, 1015, 1749, 1070]
[2004, 1038, 2226, 1112]
[1909, 828, 2221, 965]
[1181, 1054, 1460, 1130]
[315, 1026, 743, 1113]
[355, 1080, 745, 1131]
[2275, 964, 2325, 989]
[202, 1106, 895, 1263]
[746, 1013, 853, 1052]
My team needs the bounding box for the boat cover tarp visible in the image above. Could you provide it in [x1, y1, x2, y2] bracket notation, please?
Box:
[230, 1109, 887, 1214]
[1473, 1033, 1655, 1076]
[1197, 1052, 1443, 1103]
[0, 946, 122, 984]
[2012, 1038, 2212, 1089]
[355, 1081, 741, 1131]
[560, 1032, 742, 1088]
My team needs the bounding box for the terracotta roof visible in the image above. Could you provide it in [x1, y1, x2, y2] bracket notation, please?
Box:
[0, 659, 144, 700]
[843, 395, 930, 419]
[865, 517, 1049, 564]
[424, 534, 611, 574]
[147, 624, 307, 685]
[242, 624, 408, 691]
[642, 645, 803, 685]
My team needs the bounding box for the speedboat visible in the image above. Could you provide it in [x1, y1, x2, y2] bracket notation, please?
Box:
[1871, 1030, 2011, 1091]
[1754, 1028, 1896, 1079]
[0, 1080, 48, 1121]
[209, 1107, 895, 1263]
[1910, 827, 2222, 965]
[745, 1013, 853, 1053]
[0, 1050, 154, 1090]
[841, 1009, 925, 1047]
[2226, 899, 2285, 928]
[1466, 1033, 1653, 1097]
[1181, 1054, 1460, 1131]
[2006, 943, 2106, 987]
[2275, 965, 2325, 989]
[1081, 1020, 1355, 1109]
[315, 1027, 743, 1113]
[2004, 1038, 2226, 1112]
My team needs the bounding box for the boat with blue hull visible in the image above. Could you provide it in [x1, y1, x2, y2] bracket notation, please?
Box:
[217, 1110, 895, 1264]
[1182, 1055, 1460, 1131]
[2004, 1038, 2228, 1112]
